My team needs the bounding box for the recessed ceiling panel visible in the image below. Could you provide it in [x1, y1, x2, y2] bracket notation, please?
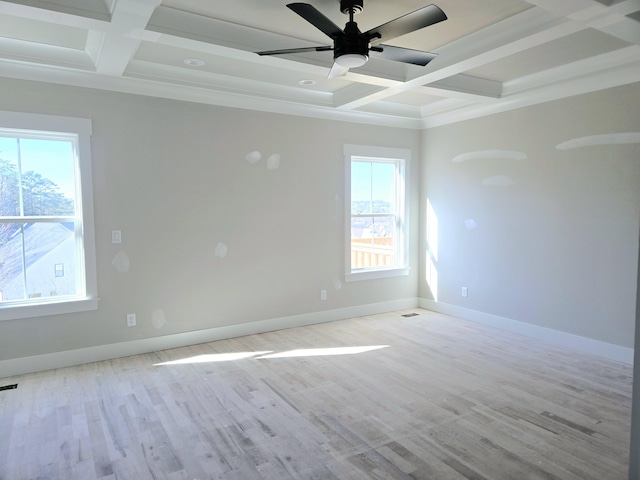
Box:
[465, 28, 631, 83]
[385, 90, 443, 107]
[1, 0, 111, 20]
[0, 14, 87, 49]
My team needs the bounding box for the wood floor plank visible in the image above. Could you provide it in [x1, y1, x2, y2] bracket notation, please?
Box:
[0, 309, 632, 479]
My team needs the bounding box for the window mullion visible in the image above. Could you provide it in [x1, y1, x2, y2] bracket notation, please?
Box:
[14, 138, 28, 299]
[370, 162, 374, 216]
[395, 162, 401, 262]
[16, 138, 24, 216]
[19, 223, 27, 300]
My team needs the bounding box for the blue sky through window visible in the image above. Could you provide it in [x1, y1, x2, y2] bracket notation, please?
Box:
[351, 159, 395, 205]
[0, 136, 76, 200]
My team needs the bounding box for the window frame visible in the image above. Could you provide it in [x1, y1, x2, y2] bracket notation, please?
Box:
[0, 111, 97, 320]
[344, 144, 410, 282]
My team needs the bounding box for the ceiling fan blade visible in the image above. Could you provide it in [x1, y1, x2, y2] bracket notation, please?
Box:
[365, 4, 447, 45]
[287, 3, 344, 39]
[328, 62, 349, 79]
[257, 46, 333, 56]
[371, 45, 437, 66]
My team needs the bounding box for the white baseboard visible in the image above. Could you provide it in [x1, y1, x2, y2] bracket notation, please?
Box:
[420, 298, 634, 365]
[0, 298, 419, 379]
[4, 297, 629, 379]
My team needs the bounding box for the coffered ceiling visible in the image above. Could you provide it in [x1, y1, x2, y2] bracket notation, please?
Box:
[0, 0, 639, 128]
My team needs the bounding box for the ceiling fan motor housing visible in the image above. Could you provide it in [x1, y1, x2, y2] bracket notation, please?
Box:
[334, 21, 370, 59]
[340, 0, 364, 15]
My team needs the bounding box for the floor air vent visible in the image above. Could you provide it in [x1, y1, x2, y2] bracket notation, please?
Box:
[0, 384, 18, 391]
[401, 313, 420, 317]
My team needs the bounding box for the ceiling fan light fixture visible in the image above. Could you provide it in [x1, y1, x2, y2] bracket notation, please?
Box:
[335, 53, 368, 68]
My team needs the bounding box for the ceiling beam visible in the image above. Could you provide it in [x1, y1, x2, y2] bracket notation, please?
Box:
[90, 0, 161, 76]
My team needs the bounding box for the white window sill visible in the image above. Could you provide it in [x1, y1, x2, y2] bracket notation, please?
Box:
[0, 297, 98, 321]
[345, 267, 410, 282]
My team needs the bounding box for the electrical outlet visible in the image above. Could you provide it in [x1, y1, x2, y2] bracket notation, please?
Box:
[112, 230, 122, 244]
[461, 287, 468, 298]
[126, 313, 136, 327]
[320, 289, 327, 301]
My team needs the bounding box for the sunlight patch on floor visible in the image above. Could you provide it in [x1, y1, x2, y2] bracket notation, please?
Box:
[256, 345, 389, 359]
[154, 351, 273, 365]
[153, 345, 389, 365]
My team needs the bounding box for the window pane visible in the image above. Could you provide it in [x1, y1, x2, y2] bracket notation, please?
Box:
[0, 221, 77, 302]
[0, 223, 24, 301]
[20, 138, 76, 216]
[371, 216, 395, 267]
[350, 216, 395, 269]
[351, 216, 372, 269]
[0, 137, 20, 216]
[351, 161, 371, 214]
[371, 162, 395, 213]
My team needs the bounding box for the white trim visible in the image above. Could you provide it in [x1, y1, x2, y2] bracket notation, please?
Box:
[0, 111, 92, 136]
[420, 298, 634, 365]
[0, 63, 424, 130]
[345, 267, 410, 282]
[0, 298, 98, 321]
[0, 298, 420, 378]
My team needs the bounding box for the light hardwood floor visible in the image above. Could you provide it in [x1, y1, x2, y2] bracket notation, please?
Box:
[0, 309, 633, 479]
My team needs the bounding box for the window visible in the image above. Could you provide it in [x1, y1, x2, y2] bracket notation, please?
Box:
[0, 112, 97, 320]
[345, 145, 409, 281]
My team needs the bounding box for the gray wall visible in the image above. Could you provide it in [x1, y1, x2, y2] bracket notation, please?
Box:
[0, 78, 421, 361]
[421, 83, 640, 348]
[1, 77, 638, 362]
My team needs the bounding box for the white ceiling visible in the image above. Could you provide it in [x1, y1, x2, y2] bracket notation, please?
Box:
[0, 0, 639, 128]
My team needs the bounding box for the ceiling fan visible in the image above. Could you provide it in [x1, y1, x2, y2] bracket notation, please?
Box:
[256, 0, 447, 78]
